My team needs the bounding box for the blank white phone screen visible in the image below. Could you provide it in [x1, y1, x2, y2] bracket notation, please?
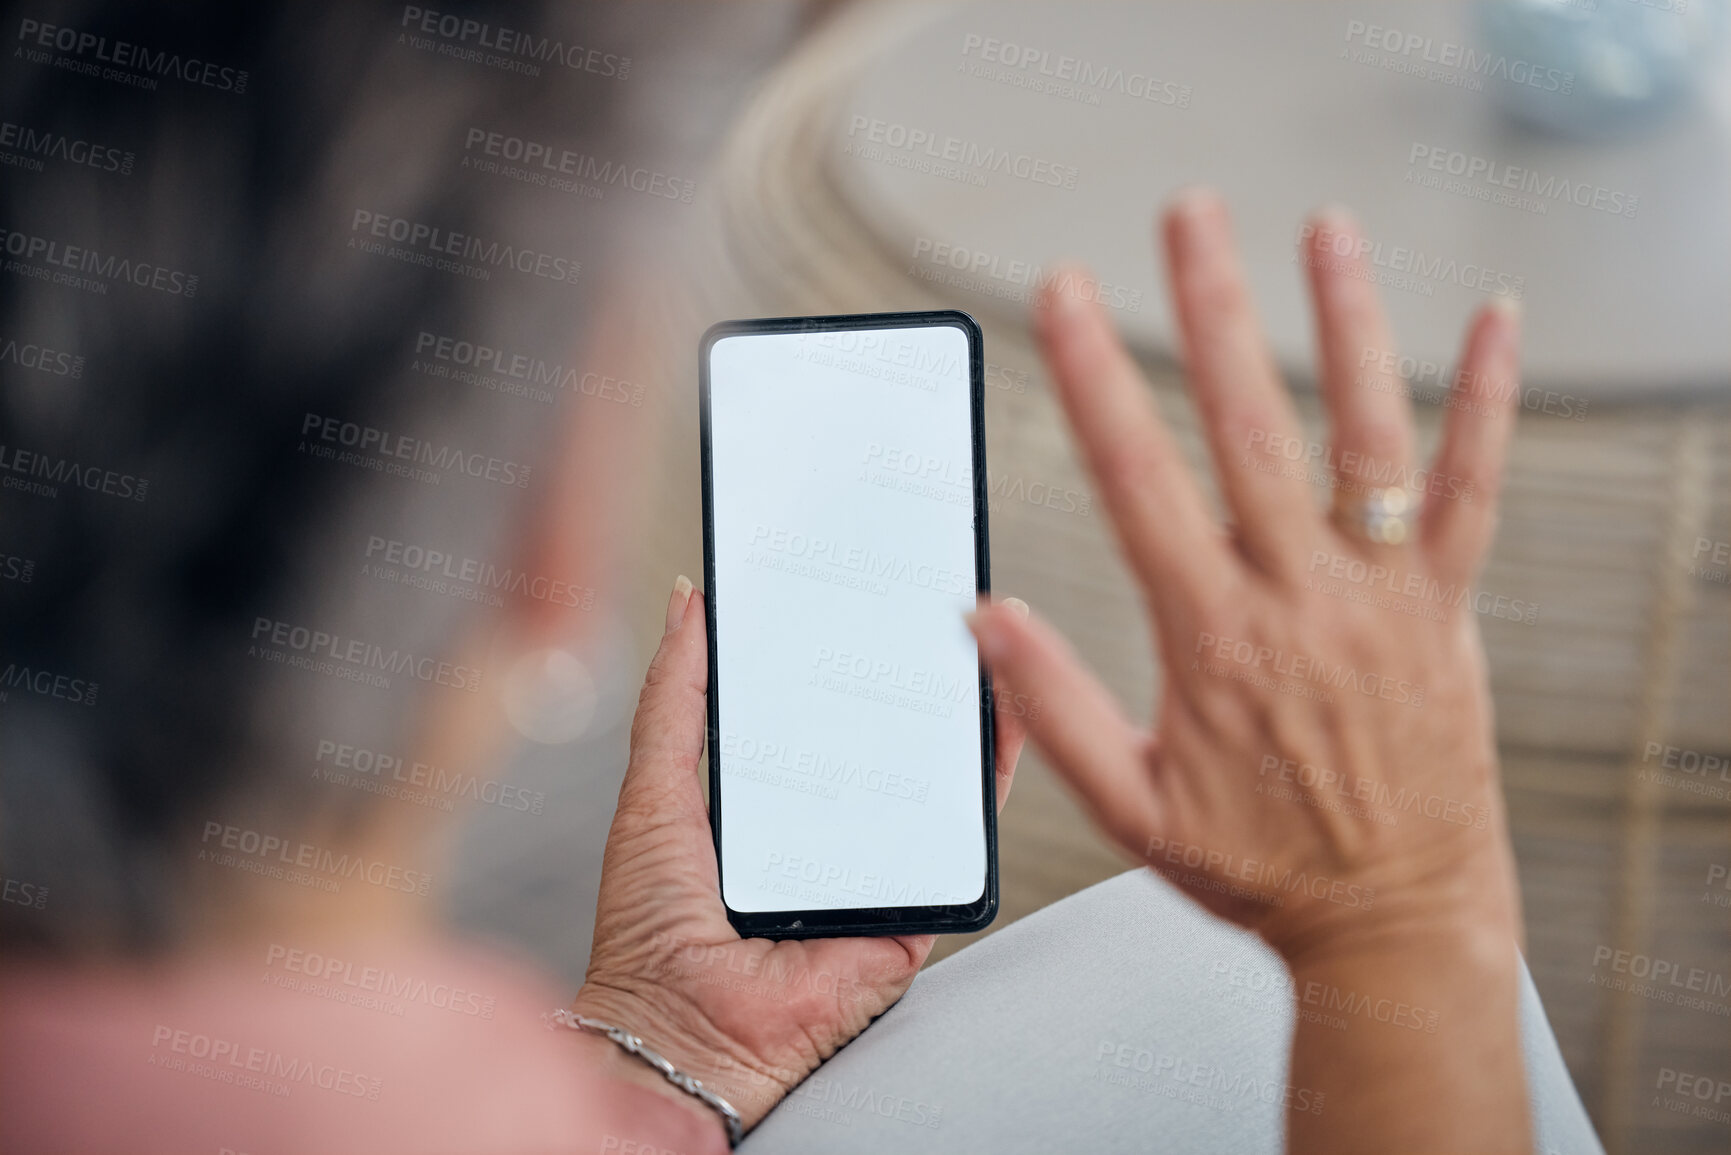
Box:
[708, 323, 985, 914]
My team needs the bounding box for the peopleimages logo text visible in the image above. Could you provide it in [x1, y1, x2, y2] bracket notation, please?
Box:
[463, 129, 693, 202]
[0, 661, 98, 706]
[846, 115, 1079, 189]
[0, 335, 83, 377]
[250, 616, 483, 692]
[1343, 20, 1573, 93]
[17, 18, 249, 92]
[1407, 144, 1637, 218]
[0, 120, 134, 174]
[200, 820, 434, 897]
[958, 33, 1192, 108]
[349, 211, 580, 284]
[0, 442, 148, 501]
[1296, 222, 1523, 300]
[364, 535, 594, 611]
[910, 238, 1144, 312]
[300, 413, 532, 489]
[265, 943, 497, 1018]
[0, 227, 198, 297]
[399, 6, 630, 78]
[414, 331, 643, 405]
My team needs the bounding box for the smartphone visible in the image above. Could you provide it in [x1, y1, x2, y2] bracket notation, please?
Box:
[699, 310, 996, 939]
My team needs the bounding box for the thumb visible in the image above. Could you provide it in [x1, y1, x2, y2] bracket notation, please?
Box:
[967, 600, 1158, 860]
[617, 575, 710, 823]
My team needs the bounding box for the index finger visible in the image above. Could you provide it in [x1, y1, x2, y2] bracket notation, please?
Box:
[989, 597, 1031, 812]
[1033, 268, 1238, 623]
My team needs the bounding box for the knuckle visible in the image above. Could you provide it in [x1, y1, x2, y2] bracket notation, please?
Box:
[1350, 417, 1409, 466]
[1184, 267, 1252, 325]
[1323, 287, 1383, 337]
[1097, 439, 1165, 498]
[641, 645, 678, 690]
[1190, 578, 1247, 632]
[1211, 402, 1271, 454]
[1469, 462, 1506, 508]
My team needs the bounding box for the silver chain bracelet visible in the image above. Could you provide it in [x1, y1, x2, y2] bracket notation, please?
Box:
[545, 1008, 745, 1149]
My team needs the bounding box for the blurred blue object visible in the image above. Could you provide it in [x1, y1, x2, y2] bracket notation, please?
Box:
[1478, 0, 1729, 137]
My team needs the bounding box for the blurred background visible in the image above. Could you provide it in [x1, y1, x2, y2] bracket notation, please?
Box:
[2, 3, 1729, 1153]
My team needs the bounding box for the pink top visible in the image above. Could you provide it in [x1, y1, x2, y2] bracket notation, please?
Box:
[0, 935, 729, 1155]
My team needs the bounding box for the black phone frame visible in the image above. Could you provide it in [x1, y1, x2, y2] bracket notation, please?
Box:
[698, 309, 997, 939]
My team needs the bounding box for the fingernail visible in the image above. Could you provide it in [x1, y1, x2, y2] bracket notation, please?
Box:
[1311, 203, 1358, 238]
[1040, 265, 1093, 319]
[665, 574, 694, 634]
[1165, 185, 1221, 241]
[1488, 295, 1524, 323]
[1002, 596, 1030, 621]
[965, 609, 1007, 662]
[1050, 286, 1086, 319]
[1485, 296, 1523, 357]
[1168, 184, 1219, 221]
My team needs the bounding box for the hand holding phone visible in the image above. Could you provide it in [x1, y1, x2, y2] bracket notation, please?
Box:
[572, 576, 1026, 1131]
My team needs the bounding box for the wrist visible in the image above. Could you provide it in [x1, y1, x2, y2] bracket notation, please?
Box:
[564, 1027, 732, 1147]
[1278, 892, 1532, 1155]
[571, 981, 798, 1127]
[1282, 906, 1522, 1013]
[1266, 841, 1522, 973]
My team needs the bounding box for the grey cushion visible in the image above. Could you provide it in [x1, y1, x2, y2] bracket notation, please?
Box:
[742, 869, 1602, 1155]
